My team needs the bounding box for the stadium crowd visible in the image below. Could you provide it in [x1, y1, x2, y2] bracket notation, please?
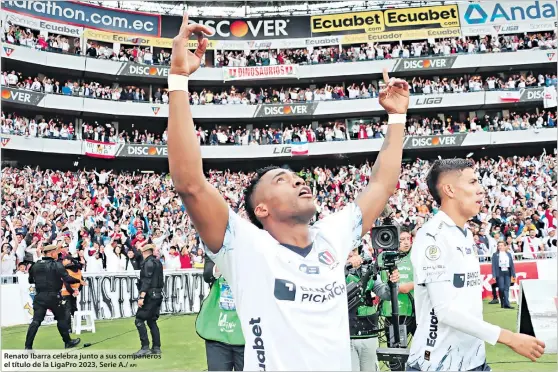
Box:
[216, 33, 557, 66]
[3, 23, 556, 66]
[0, 153, 556, 276]
[2, 68, 557, 106]
[1, 110, 555, 144]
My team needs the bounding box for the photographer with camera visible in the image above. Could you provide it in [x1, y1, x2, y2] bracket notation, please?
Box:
[346, 248, 399, 371]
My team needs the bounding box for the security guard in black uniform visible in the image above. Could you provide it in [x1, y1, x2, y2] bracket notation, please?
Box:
[24, 245, 82, 350]
[134, 244, 164, 356]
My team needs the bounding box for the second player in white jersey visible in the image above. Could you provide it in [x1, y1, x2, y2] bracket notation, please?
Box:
[407, 159, 546, 371]
[409, 211, 496, 370]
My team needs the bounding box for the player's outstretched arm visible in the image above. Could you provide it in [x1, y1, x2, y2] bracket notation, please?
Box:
[356, 69, 409, 235]
[167, 14, 229, 254]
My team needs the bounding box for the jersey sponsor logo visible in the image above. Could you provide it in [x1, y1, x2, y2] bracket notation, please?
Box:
[249, 317, 267, 371]
[425, 245, 441, 261]
[426, 232, 438, 241]
[456, 246, 473, 255]
[299, 264, 320, 275]
[274, 279, 296, 301]
[300, 281, 346, 303]
[318, 250, 339, 269]
[454, 271, 482, 288]
[426, 308, 439, 347]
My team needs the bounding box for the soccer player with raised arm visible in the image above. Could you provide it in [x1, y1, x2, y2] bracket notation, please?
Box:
[407, 159, 545, 371]
[166, 15, 409, 371]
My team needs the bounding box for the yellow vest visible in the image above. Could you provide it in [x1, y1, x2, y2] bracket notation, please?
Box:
[61, 269, 82, 296]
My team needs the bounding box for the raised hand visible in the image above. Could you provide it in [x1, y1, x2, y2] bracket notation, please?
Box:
[379, 68, 409, 115]
[170, 14, 214, 77]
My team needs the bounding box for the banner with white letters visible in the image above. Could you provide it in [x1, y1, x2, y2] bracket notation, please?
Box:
[222, 65, 298, 81]
[83, 140, 118, 159]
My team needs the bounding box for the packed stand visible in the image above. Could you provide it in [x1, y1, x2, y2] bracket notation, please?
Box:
[0, 153, 556, 277]
[216, 33, 557, 67]
[1, 110, 555, 144]
[2, 69, 557, 107]
[2, 22, 555, 68]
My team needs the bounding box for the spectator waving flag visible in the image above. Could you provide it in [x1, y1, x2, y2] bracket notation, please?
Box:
[291, 141, 309, 156]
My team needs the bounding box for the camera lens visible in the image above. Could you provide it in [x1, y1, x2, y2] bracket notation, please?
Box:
[374, 228, 396, 250]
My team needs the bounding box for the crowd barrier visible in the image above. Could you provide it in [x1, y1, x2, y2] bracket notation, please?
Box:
[1, 128, 556, 160]
[1, 43, 556, 82]
[1, 270, 208, 327]
[2, 258, 555, 327]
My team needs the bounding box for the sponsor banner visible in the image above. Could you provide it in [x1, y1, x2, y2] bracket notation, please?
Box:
[254, 102, 318, 118]
[519, 87, 547, 102]
[116, 62, 169, 78]
[1, 87, 45, 106]
[393, 56, 457, 71]
[403, 134, 467, 149]
[83, 139, 118, 159]
[479, 260, 538, 300]
[116, 144, 168, 158]
[0, 130, 556, 159]
[3, 10, 83, 37]
[311, 10, 385, 34]
[461, 21, 557, 35]
[460, 1, 556, 28]
[3, 0, 160, 37]
[161, 14, 311, 40]
[341, 27, 461, 44]
[311, 5, 459, 36]
[214, 36, 341, 51]
[223, 65, 298, 81]
[83, 29, 216, 50]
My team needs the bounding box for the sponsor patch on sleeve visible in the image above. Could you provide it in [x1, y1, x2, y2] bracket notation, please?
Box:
[425, 245, 441, 261]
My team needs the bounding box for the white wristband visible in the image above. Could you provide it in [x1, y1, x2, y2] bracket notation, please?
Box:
[388, 114, 407, 125]
[167, 74, 189, 92]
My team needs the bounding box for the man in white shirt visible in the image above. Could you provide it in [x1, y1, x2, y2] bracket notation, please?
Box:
[407, 159, 545, 371]
[521, 227, 544, 259]
[167, 15, 410, 371]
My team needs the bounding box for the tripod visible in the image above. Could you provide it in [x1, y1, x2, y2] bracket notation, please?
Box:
[376, 267, 410, 370]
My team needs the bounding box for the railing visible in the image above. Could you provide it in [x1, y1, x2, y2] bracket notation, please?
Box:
[2, 253, 554, 285]
[4, 40, 557, 68]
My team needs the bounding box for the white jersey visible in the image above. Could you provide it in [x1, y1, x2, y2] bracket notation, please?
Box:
[522, 236, 542, 259]
[408, 211, 486, 371]
[204, 203, 363, 371]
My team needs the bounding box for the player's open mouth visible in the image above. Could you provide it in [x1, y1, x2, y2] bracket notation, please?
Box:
[298, 187, 312, 198]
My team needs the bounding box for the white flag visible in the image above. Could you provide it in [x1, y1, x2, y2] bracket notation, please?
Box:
[543, 86, 557, 108]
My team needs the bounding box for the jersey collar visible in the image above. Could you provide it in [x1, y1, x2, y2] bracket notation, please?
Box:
[436, 210, 468, 237]
[280, 242, 313, 258]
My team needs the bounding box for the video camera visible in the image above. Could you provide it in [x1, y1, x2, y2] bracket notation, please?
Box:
[370, 224, 411, 369]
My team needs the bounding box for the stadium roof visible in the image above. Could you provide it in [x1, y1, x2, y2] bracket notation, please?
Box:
[82, 1, 460, 17]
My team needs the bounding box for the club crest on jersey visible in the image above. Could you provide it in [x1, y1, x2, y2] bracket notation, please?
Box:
[318, 250, 339, 269]
[425, 245, 441, 261]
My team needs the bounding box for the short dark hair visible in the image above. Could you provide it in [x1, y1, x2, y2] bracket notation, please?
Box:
[244, 165, 284, 229]
[426, 158, 475, 205]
